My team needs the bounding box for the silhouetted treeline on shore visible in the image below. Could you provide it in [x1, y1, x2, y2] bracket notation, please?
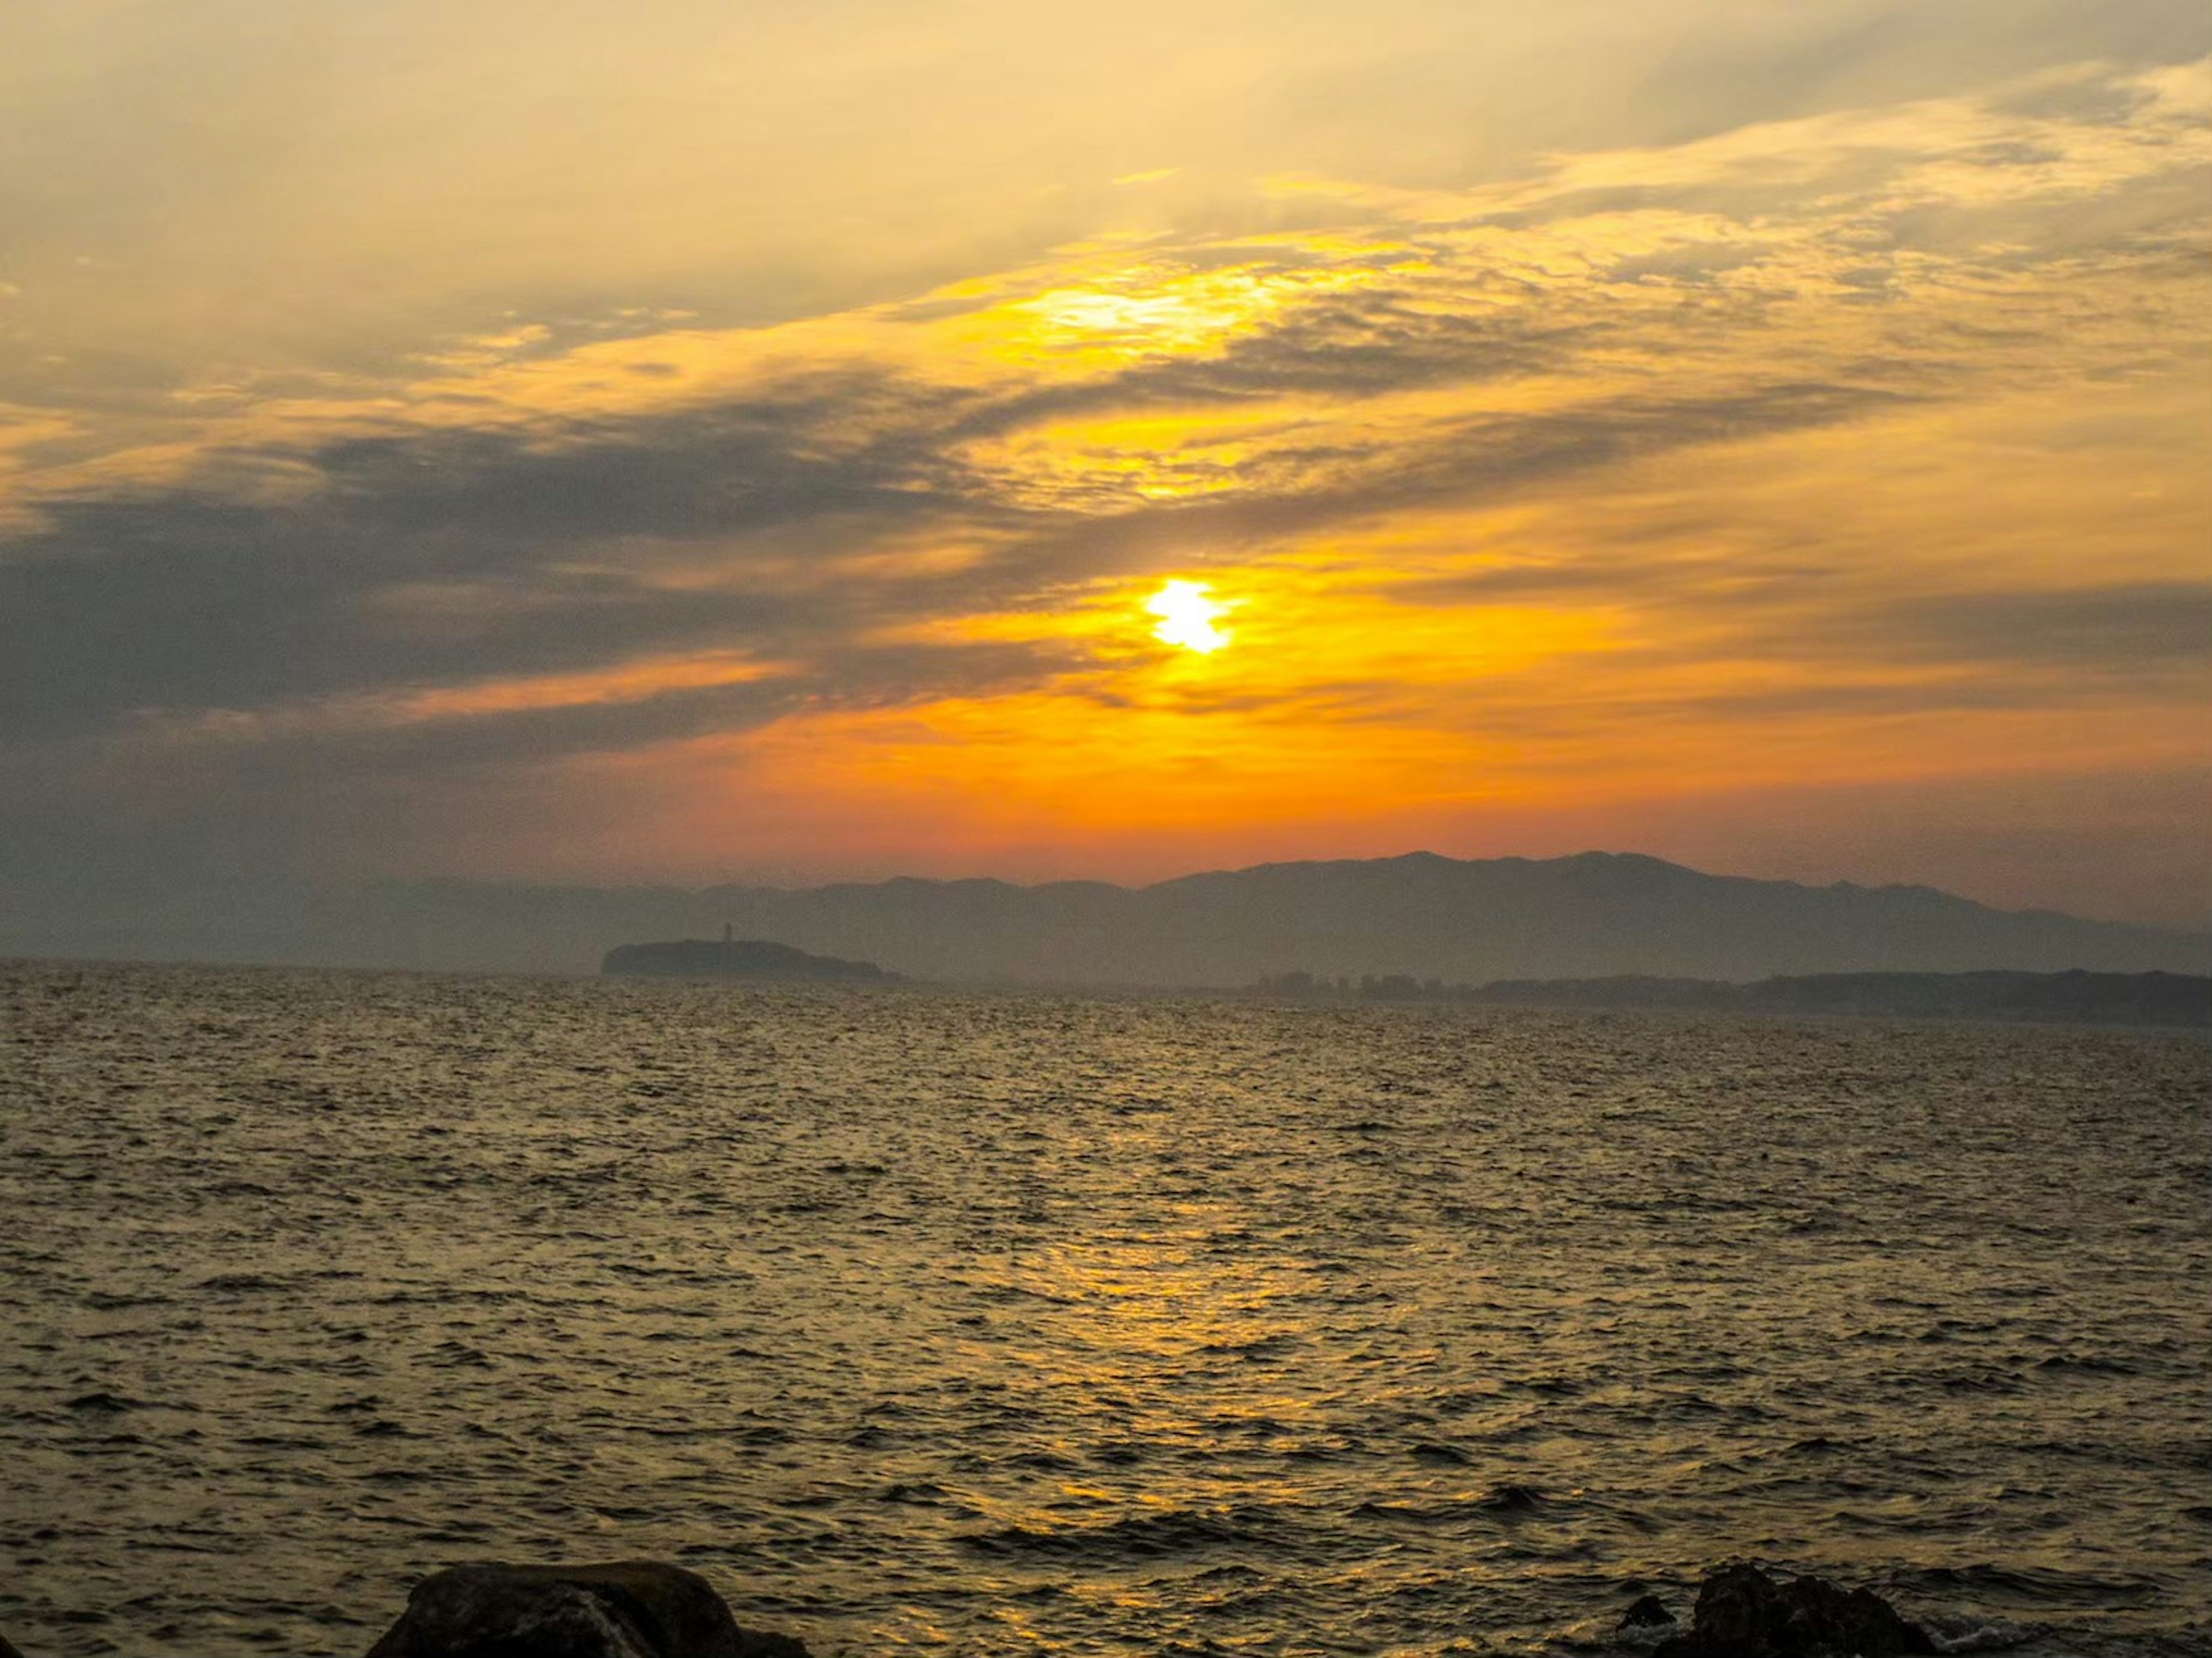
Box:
[1248, 968, 2210, 1027]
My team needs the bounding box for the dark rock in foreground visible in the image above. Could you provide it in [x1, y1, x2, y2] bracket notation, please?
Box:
[362, 1562, 808, 1658]
[602, 938, 902, 984]
[1652, 1564, 1935, 1658]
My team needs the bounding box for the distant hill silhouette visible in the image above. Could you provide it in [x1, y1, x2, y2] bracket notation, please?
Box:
[296, 851, 2211, 981]
[602, 938, 900, 983]
[1377, 969, 2208, 1027]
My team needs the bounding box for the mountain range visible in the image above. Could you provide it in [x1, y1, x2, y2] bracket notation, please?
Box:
[273, 851, 2211, 982]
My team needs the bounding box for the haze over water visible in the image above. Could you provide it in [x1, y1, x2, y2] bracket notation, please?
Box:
[3, 961, 2206, 1657]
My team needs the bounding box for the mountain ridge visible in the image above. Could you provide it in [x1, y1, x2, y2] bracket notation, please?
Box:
[9, 849, 2203, 980]
[355, 849, 2211, 979]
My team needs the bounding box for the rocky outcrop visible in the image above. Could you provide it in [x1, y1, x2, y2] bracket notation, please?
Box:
[362, 1562, 807, 1658]
[1651, 1564, 1934, 1658]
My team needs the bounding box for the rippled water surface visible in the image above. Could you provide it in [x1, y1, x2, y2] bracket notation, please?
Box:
[2, 962, 2207, 1657]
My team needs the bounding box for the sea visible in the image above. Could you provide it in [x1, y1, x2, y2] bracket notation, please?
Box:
[2, 960, 2207, 1658]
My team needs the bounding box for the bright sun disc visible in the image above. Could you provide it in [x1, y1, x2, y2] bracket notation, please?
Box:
[1147, 579, 1229, 654]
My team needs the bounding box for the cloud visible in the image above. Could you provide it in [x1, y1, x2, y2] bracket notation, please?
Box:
[0, 372, 997, 738]
[0, 358, 1919, 748]
[1797, 582, 2212, 672]
[0, 49, 2204, 922]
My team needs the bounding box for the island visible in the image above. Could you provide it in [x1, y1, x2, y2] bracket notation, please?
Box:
[602, 937, 904, 983]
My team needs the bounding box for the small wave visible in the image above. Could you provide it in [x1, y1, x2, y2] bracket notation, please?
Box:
[2033, 1353, 2138, 1375]
[1516, 1376, 1582, 1398]
[1934, 1369, 2026, 1395]
[1477, 1483, 1547, 1514]
[1351, 1484, 1549, 1525]
[879, 1482, 946, 1505]
[193, 1273, 287, 1293]
[81, 1291, 170, 1311]
[1899, 1564, 2162, 1608]
[426, 1341, 494, 1368]
[959, 1504, 1295, 1561]
[1783, 1436, 1852, 1455]
[1409, 1441, 1472, 1464]
[977, 1283, 1078, 1307]
[1002, 1450, 1079, 1471]
[65, 1391, 144, 1413]
[1925, 1617, 2034, 1653]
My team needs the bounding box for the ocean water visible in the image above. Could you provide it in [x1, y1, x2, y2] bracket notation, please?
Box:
[1, 961, 2207, 1658]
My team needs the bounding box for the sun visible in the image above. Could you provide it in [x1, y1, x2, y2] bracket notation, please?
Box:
[1146, 579, 1229, 654]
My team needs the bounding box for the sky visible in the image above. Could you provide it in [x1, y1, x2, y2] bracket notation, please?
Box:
[2, 0, 2208, 931]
